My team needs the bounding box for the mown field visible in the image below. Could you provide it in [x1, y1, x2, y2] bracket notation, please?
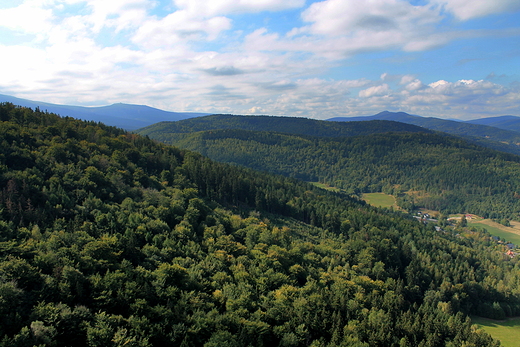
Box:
[471, 316, 520, 347]
[310, 182, 341, 192]
[468, 220, 520, 246]
[361, 192, 398, 209]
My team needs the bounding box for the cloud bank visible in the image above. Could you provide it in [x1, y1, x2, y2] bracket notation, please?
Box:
[0, 0, 518, 120]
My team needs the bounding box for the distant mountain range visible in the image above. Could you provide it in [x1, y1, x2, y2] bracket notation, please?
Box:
[0, 94, 209, 130]
[466, 115, 520, 132]
[329, 111, 520, 155]
[2, 93, 520, 152]
[329, 111, 520, 138]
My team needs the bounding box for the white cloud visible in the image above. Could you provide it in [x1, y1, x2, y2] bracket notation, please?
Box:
[402, 33, 451, 52]
[400, 79, 518, 118]
[77, 0, 151, 33]
[0, 0, 54, 36]
[342, 79, 373, 89]
[0, 45, 51, 89]
[430, 0, 520, 20]
[239, 0, 520, 60]
[133, 10, 232, 49]
[400, 75, 416, 85]
[295, 77, 520, 120]
[0, 0, 519, 121]
[248, 106, 266, 114]
[130, 0, 306, 50]
[427, 79, 502, 96]
[405, 79, 425, 91]
[302, 0, 438, 36]
[0, 0, 155, 51]
[359, 84, 391, 98]
[239, 0, 451, 59]
[173, 0, 305, 16]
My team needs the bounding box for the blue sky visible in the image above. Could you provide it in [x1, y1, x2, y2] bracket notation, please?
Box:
[0, 0, 519, 120]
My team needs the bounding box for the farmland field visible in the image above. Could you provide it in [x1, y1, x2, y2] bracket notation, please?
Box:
[471, 316, 520, 347]
[468, 220, 520, 246]
[361, 193, 397, 209]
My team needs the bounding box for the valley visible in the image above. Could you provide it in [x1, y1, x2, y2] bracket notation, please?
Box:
[469, 220, 520, 247]
[359, 192, 520, 251]
[137, 115, 520, 222]
[137, 111, 520, 343]
[360, 192, 520, 248]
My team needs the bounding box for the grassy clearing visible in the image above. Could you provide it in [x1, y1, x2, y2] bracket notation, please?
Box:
[468, 220, 520, 246]
[309, 182, 341, 192]
[471, 316, 520, 347]
[361, 193, 397, 209]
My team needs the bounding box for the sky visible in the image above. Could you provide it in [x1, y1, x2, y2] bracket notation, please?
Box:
[0, 0, 519, 120]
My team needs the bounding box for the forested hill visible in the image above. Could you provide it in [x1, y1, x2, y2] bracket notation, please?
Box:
[141, 127, 520, 220]
[1, 102, 517, 346]
[329, 111, 520, 156]
[137, 114, 430, 140]
[466, 115, 520, 133]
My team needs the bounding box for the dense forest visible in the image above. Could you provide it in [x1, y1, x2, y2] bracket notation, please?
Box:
[139, 113, 520, 157]
[329, 111, 520, 156]
[137, 122, 520, 220]
[2, 103, 520, 346]
[138, 114, 429, 140]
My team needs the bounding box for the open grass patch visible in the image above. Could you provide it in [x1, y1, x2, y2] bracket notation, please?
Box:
[468, 221, 520, 246]
[309, 182, 341, 192]
[471, 316, 520, 347]
[361, 193, 397, 209]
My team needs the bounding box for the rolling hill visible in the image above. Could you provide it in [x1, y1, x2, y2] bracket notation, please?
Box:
[467, 115, 520, 133]
[137, 114, 520, 220]
[138, 114, 429, 139]
[4, 91, 518, 151]
[329, 111, 520, 155]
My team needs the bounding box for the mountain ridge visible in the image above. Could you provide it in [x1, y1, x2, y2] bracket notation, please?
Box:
[0, 93, 209, 130]
[138, 114, 429, 139]
[329, 111, 520, 155]
[3, 93, 520, 139]
[467, 115, 520, 132]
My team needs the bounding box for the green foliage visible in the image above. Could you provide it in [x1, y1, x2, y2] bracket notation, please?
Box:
[138, 114, 427, 139]
[140, 122, 520, 220]
[331, 112, 520, 156]
[0, 103, 513, 346]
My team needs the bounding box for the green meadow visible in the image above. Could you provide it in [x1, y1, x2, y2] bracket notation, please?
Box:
[468, 221, 520, 246]
[361, 193, 397, 209]
[310, 182, 341, 192]
[471, 316, 520, 347]
[310, 185, 397, 209]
